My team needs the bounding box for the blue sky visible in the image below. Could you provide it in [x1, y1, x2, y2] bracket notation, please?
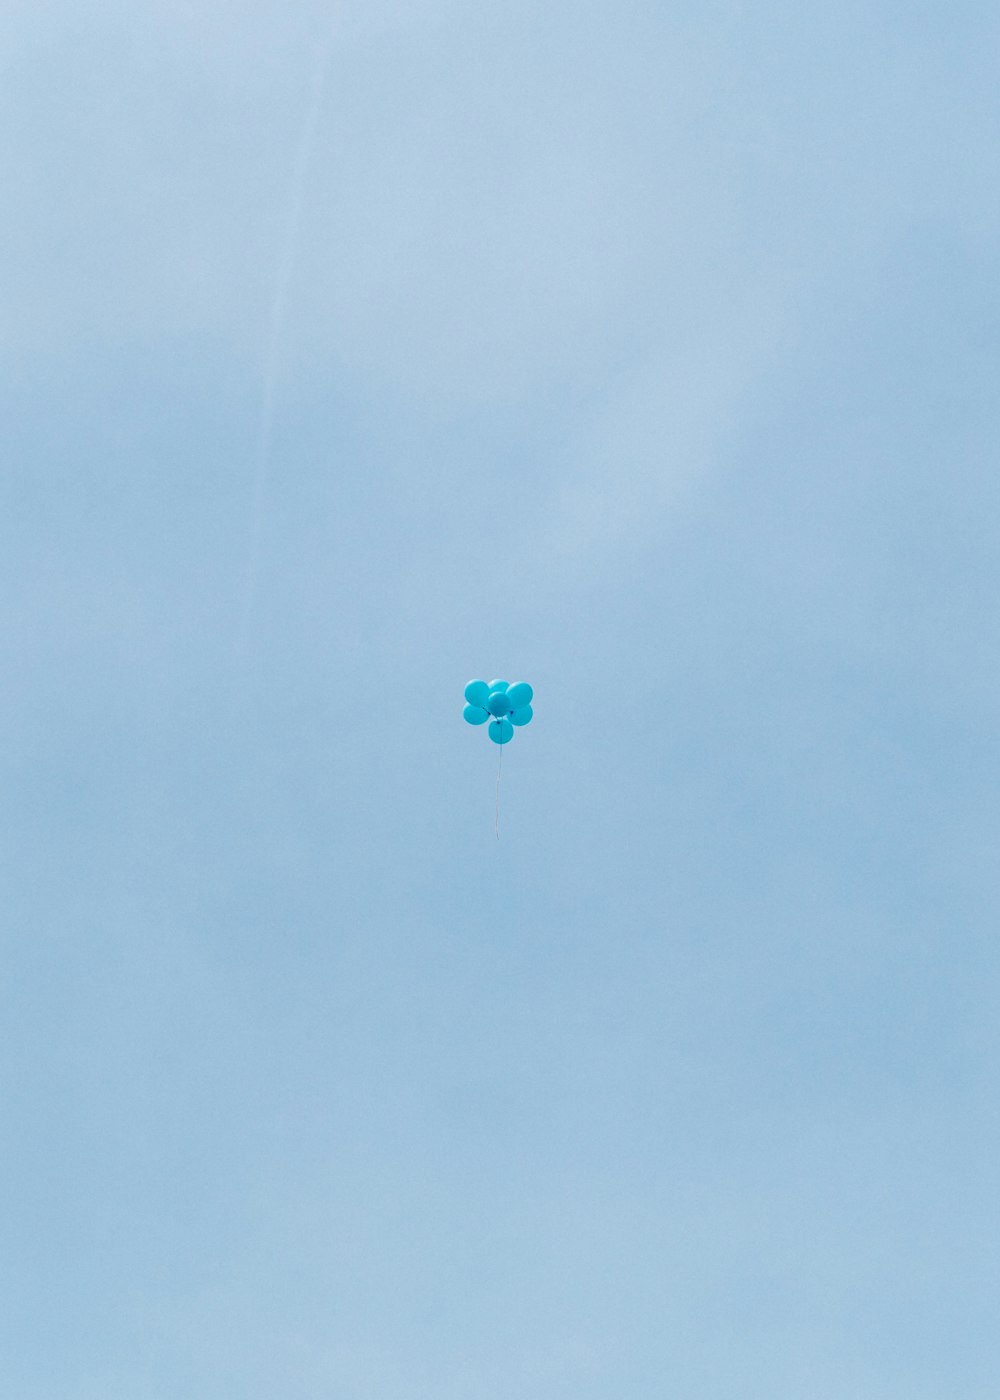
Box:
[2, 2, 999, 1396]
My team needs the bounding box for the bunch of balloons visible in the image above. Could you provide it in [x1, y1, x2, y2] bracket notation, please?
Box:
[463, 679, 534, 745]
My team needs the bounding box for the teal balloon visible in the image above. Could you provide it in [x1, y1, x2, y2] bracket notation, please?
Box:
[487, 690, 512, 717]
[506, 682, 533, 710]
[464, 679, 490, 706]
[463, 703, 489, 725]
[510, 705, 532, 726]
[488, 718, 514, 744]
[487, 678, 509, 692]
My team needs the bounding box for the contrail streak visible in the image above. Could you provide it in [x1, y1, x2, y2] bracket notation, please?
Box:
[236, 12, 339, 693]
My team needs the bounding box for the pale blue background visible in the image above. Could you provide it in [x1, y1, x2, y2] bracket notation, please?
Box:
[2, 2, 999, 1396]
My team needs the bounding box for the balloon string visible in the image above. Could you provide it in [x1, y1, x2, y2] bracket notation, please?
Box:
[495, 734, 503, 841]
